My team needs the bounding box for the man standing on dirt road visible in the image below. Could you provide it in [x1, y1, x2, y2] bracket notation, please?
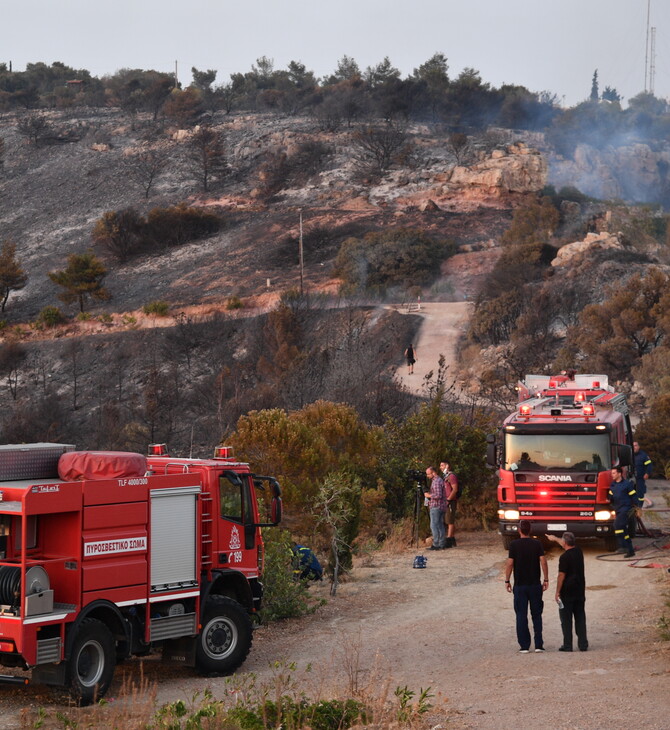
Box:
[404, 344, 416, 374]
[440, 460, 458, 548]
[504, 520, 549, 653]
[609, 466, 637, 558]
[546, 532, 588, 652]
[424, 466, 446, 550]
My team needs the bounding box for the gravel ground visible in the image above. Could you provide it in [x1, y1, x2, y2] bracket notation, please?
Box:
[2, 483, 668, 728]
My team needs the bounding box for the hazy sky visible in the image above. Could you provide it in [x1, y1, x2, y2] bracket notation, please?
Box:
[4, 0, 669, 107]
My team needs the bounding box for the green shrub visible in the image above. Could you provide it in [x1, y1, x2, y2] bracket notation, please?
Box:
[77, 311, 92, 321]
[334, 228, 455, 294]
[227, 696, 368, 730]
[121, 314, 137, 326]
[226, 295, 243, 310]
[260, 530, 316, 622]
[37, 305, 67, 327]
[98, 312, 113, 324]
[143, 300, 170, 316]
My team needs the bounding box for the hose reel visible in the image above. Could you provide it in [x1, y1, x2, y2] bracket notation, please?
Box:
[0, 565, 52, 614]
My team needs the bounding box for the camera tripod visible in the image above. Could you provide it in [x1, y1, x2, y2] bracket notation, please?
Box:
[413, 484, 424, 549]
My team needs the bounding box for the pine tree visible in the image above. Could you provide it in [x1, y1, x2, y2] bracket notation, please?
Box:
[48, 252, 110, 312]
[590, 69, 599, 102]
[0, 241, 28, 312]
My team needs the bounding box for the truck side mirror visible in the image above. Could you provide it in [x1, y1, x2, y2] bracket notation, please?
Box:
[616, 444, 632, 468]
[486, 443, 497, 469]
[251, 475, 282, 526]
[268, 477, 282, 525]
[271, 496, 282, 525]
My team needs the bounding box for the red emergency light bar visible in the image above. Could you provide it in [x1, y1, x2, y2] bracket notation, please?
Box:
[520, 404, 532, 416]
[148, 443, 168, 456]
[582, 404, 595, 416]
[592, 381, 600, 388]
[214, 446, 234, 458]
[574, 391, 586, 402]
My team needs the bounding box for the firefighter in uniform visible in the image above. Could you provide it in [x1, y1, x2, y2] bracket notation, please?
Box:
[633, 441, 653, 507]
[608, 466, 636, 558]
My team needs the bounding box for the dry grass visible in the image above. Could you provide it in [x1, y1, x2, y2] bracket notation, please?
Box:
[19, 666, 158, 728]
[17, 644, 447, 729]
[376, 517, 416, 555]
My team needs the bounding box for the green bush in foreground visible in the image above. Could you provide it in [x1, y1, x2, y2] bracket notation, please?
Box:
[227, 696, 368, 730]
[260, 529, 317, 621]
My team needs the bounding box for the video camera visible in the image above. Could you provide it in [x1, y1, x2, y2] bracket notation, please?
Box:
[406, 469, 427, 488]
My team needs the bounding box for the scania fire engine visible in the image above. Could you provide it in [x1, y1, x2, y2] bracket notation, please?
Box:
[487, 373, 633, 550]
[0, 442, 281, 703]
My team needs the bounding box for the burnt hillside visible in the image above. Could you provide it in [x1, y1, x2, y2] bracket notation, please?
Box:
[0, 109, 527, 320]
[0, 106, 562, 450]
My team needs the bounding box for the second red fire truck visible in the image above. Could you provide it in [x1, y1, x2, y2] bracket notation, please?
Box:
[487, 372, 633, 549]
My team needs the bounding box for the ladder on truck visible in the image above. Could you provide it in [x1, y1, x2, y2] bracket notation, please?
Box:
[200, 492, 214, 568]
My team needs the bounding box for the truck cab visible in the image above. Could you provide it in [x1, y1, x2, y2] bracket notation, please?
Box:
[146, 444, 282, 614]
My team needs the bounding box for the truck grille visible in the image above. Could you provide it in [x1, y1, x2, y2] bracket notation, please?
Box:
[514, 482, 597, 521]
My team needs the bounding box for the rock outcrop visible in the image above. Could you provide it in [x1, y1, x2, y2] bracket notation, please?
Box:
[449, 143, 547, 196]
[551, 231, 625, 267]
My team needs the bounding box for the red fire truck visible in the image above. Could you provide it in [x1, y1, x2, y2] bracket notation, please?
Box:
[0, 442, 281, 704]
[487, 373, 633, 550]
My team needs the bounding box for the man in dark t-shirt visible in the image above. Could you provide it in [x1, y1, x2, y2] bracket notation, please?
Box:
[547, 531, 588, 652]
[504, 520, 549, 653]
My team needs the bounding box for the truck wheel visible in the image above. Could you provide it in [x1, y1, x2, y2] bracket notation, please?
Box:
[196, 595, 252, 675]
[66, 618, 116, 705]
[501, 534, 515, 550]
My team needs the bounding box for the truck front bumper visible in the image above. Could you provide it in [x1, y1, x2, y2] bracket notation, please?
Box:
[499, 521, 615, 538]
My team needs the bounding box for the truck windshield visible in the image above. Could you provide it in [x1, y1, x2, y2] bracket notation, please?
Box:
[504, 433, 611, 472]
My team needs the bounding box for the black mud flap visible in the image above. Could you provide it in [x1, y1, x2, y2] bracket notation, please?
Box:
[162, 636, 197, 667]
[31, 662, 67, 687]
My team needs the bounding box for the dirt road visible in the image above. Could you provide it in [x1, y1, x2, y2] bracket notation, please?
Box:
[243, 500, 670, 729]
[141, 481, 668, 729]
[394, 301, 472, 396]
[2, 484, 669, 728]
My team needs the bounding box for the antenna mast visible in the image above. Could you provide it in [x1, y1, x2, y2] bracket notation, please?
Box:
[650, 27, 657, 95]
[644, 0, 651, 91]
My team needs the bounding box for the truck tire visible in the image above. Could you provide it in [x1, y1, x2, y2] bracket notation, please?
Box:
[501, 534, 515, 550]
[66, 618, 116, 705]
[196, 595, 252, 675]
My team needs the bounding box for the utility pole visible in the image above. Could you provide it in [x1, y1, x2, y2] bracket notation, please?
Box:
[299, 210, 304, 296]
[174, 60, 179, 89]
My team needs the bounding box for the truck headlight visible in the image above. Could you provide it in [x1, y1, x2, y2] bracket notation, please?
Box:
[503, 509, 520, 520]
[595, 510, 614, 521]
